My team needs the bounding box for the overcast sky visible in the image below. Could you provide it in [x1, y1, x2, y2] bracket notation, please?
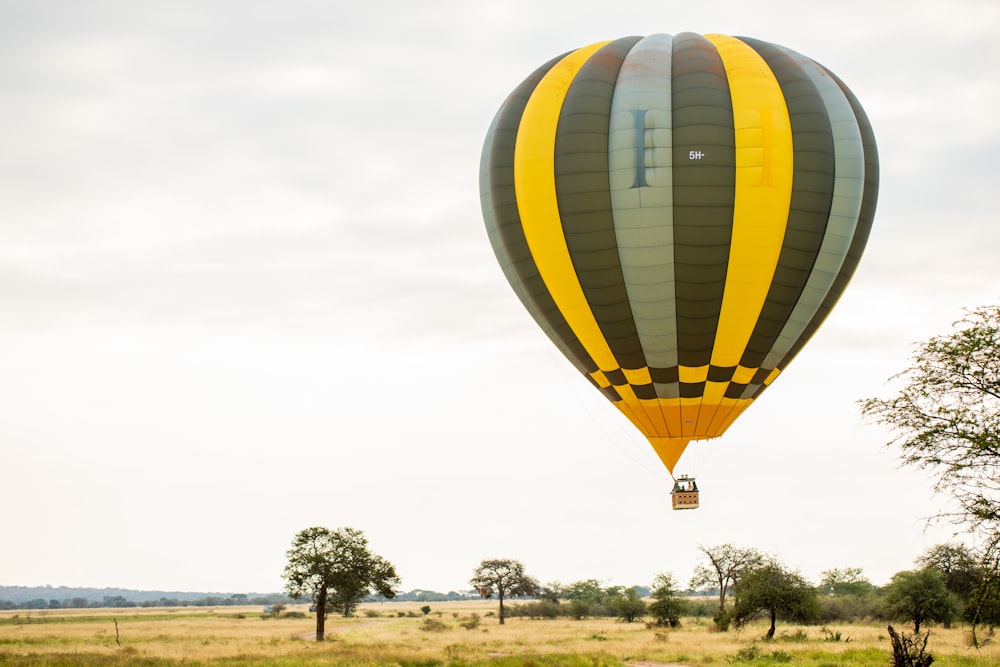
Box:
[2, 0, 998, 597]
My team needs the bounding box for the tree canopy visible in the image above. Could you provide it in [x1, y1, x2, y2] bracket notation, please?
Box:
[647, 572, 685, 628]
[689, 544, 764, 618]
[917, 543, 980, 600]
[282, 526, 400, 641]
[883, 568, 954, 633]
[860, 304, 1000, 544]
[732, 562, 819, 639]
[817, 567, 875, 597]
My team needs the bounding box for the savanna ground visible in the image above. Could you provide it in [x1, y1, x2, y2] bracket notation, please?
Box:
[1, 599, 998, 666]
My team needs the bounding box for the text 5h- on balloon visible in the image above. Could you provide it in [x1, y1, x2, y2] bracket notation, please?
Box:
[479, 33, 878, 507]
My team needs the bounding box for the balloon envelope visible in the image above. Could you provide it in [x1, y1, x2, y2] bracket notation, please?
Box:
[480, 33, 878, 475]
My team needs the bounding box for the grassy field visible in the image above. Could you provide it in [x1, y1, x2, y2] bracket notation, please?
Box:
[2, 599, 999, 666]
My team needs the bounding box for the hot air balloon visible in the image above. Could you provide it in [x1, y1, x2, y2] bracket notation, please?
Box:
[479, 33, 878, 507]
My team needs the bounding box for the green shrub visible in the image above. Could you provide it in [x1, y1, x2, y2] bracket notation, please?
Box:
[419, 617, 448, 632]
[731, 644, 759, 662]
[713, 608, 732, 632]
[458, 613, 481, 630]
[510, 601, 561, 619]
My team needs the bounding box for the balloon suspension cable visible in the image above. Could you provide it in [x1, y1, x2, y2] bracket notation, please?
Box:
[666, 439, 719, 490]
[693, 439, 719, 479]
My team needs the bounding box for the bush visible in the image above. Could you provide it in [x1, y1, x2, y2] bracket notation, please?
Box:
[505, 601, 563, 619]
[419, 617, 448, 632]
[683, 599, 714, 618]
[728, 644, 791, 663]
[731, 644, 759, 662]
[817, 594, 881, 623]
[713, 608, 732, 632]
[523, 601, 561, 619]
[611, 587, 647, 623]
[648, 598, 683, 628]
[569, 599, 591, 620]
[458, 613, 481, 630]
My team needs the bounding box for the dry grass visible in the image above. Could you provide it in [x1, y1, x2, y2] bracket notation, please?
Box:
[2, 600, 999, 665]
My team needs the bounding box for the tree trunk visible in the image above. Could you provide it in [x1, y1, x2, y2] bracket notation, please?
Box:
[498, 591, 506, 625]
[766, 608, 776, 639]
[316, 589, 327, 641]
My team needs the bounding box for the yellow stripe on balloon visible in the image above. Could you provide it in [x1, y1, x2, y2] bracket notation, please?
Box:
[513, 40, 618, 373]
[704, 34, 794, 369]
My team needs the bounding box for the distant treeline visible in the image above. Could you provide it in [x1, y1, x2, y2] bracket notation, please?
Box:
[0, 586, 483, 610]
[0, 586, 291, 610]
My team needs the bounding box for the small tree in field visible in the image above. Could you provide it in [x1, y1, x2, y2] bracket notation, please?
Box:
[563, 578, 605, 619]
[648, 572, 685, 628]
[283, 526, 400, 641]
[610, 586, 646, 623]
[883, 568, 954, 633]
[690, 543, 764, 629]
[732, 562, 819, 639]
[470, 558, 538, 625]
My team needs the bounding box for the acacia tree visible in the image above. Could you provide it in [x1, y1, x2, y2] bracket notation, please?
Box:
[470, 558, 538, 624]
[732, 562, 820, 639]
[860, 304, 1000, 543]
[689, 543, 764, 624]
[283, 526, 400, 641]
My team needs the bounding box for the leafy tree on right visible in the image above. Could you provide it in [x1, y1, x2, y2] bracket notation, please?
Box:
[860, 304, 1000, 543]
[861, 304, 1000, 639]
